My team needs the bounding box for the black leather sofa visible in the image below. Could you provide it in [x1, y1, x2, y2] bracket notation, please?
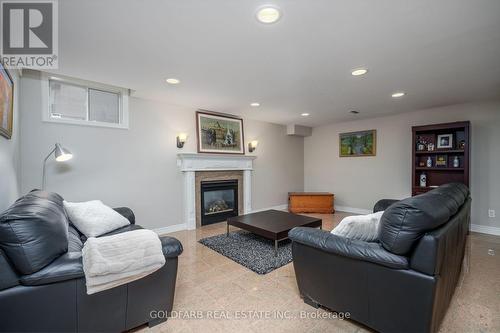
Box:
[289, 183, 470, 333]
[0, 190, 183, 332]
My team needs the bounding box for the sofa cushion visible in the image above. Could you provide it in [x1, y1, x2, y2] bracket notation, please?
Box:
[68, 225, 84, 252]
[379, 183, 468, 255]
[331, 211, 384, 242]
[20, 252, 84, 286]
[0, 190, 69, 275]
[431, 183, 468, 210]
[64, 200, 130, 238]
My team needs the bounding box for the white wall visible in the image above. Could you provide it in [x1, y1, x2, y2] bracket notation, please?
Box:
[0, 70, 20, 211]
[246, 120, 304, 209]
[19, 72, 304, 229]
[18, 69, 498, 232]
[304, 101, 500, 229]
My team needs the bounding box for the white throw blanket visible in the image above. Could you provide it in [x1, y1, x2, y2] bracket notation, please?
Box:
[331, 211, 384, 242]
[82, 229, 165, 295]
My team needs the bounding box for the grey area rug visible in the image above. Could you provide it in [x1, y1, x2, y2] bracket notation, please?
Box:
[199, 231, 292, 274]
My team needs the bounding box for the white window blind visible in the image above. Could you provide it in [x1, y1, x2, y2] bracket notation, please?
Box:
[48, 78, 125, 128]
[49, 80, 88, 120]
[89, 89, 120, 123]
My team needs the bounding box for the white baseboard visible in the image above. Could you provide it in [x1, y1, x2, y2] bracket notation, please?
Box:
[251, 204, 288, 213]
[154, 223, 187, 235]
[335, 205, 372, 215]
[470, 224, 500, 236]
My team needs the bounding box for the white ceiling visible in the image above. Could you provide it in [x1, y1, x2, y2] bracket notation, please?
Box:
[53, 0, 500, 126]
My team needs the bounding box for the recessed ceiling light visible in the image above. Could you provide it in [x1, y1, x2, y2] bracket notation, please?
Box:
[301, 113, 310, 117]
[250, 102, 260, 107]
[391, 91, 406, 98]
[165, 78, 180, 85]
[350, 110, 360, 114]
[256, 6, 281, 24]
[351, 68, 368, 76]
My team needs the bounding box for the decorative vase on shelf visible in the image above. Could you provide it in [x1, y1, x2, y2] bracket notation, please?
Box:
[426, 157, 432, 167]
[453, 156, 460, 168]
[420, 173, 427, 187]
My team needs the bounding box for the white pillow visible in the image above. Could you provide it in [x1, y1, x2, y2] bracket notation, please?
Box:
[331, 211, 384, 242]
[63, 200, 130, 237]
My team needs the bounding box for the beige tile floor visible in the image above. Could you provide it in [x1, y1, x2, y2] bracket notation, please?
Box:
[138, 212, 500, 333]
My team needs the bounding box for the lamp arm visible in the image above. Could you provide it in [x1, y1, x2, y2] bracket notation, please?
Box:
[42, 147, 56, 190]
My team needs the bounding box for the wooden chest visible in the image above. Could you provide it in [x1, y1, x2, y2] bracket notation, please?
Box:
[288, 192, 335, 214]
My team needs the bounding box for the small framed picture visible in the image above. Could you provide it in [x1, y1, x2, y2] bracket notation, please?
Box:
[437, 134, 453, 149]
[436, 155, 448, 167]
[339, 130, 376, 157]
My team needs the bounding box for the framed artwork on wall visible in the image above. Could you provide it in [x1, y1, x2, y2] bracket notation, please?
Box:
[196, 110, 245, 154]
[339, 129, 376, 157]
[0, 62, 14, 139]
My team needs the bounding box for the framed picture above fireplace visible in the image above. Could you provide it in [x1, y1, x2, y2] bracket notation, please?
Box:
[196, 110, 245, 154]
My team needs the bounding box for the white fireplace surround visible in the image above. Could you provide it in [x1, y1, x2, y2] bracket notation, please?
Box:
[177, 153, 256, 230]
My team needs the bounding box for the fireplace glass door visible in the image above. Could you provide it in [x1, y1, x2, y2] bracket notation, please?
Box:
[201, 180, 238, 225]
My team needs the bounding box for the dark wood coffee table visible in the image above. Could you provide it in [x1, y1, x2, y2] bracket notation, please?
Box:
[226, 210, 322, 256]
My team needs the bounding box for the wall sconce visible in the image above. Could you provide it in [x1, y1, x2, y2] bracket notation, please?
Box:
[248, 140, 258, 153]
[177, 133, 187, 148]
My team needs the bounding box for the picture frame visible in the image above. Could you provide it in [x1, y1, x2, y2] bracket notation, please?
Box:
[339, 130, 376, 157]
[436, 155, 448, 167]
[0, 62, 14, 139]
[437, 134, 453, 149]
[196, 110, 245, 154]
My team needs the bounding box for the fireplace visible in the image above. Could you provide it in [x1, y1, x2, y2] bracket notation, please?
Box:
[200, 180, 239, 226]
[177, 153, 255, 230]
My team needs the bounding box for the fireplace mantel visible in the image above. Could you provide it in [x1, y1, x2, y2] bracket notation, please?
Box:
[177, 153, 256, 171]
[177, 153, 256, 230]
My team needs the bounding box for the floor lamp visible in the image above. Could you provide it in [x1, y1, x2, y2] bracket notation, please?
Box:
[42, 143, 73, 190]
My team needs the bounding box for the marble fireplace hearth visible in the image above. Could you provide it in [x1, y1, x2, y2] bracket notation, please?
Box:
[177, 153, 256, 230]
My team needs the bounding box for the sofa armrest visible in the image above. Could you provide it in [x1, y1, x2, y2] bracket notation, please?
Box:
[20, 252, 84, 286]
[373, 199, 399, 213]
[160, 236, 183, 258]
[114, 207, 135, 224]
[289, 227, 408, 269]
[0, 248, 19, 291]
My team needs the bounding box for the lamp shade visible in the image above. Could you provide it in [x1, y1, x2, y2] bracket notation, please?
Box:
[178, 133, 188, 142]
[54, 143, 73, 162]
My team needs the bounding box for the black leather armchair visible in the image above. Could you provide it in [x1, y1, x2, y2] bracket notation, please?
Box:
[0, 190, 183, 332]
[289, 183, 470, 333]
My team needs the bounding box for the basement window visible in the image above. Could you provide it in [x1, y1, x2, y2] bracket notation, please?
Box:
[44, 75, 129, 129]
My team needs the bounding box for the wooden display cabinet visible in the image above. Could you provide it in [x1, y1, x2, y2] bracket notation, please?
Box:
[412, 121, 470, 196]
